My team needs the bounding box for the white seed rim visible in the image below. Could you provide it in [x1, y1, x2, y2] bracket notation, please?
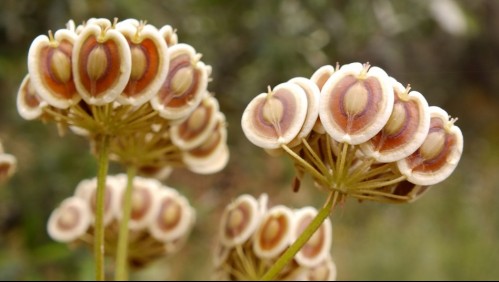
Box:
[292, 206, 333, 268]
[47, 196, 91, 243]
[252, 205, 295, 259]
[219, 194, 261, 248]
[115, 23, 170, 106]
[241, 82, 308, 149]
[319, 62, 394, 145]
[72, 23, 132, 106]
[360, 77, 431, 162]
[148, 188, 194, 242]
[27, 29, 80, 109]
[397, 106, 463, 186]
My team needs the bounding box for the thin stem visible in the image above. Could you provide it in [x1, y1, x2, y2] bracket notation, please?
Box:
[94, 134, 110, 281]
[301, 138, 329, 175]
[351, 175, 406, 190]
[114, 165, 137, 281]
[260, 191, 339, 281]
[281, 144, 327, 184]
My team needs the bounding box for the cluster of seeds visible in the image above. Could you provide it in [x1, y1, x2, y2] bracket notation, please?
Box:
[0, 140, 16, 183]
[213, 193, 336, 280]
[241, 62, 463, 203]
[17, 18, 229, 175]
[47, 174, 195, 268]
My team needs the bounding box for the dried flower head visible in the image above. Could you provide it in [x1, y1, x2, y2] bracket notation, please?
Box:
[18, 18, 229, 175]
[213, 193, 336, 281]
[241, 62, 464, 204]
[0, 141, 17, 183]
[47, 174, 195, 269]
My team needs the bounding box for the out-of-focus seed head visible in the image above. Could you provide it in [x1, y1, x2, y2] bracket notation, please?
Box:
[182, 112, 229, 174]
[47, 196, 91, 243]
[115, 176, 160, 230]
[151, 43, 208, 120]
[148, 187, 195, 242]
[170, 93, 220, 150]
[252, 205, 294, 260]
[74, 176, 122, 227]
[17, 74, 48, 120]
[0, 153, 17, 183]
[292, 207, 332, 268]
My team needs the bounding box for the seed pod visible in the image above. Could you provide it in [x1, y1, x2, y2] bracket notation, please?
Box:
[397, 106, 463, 186]
[383, 180, 431, 203]
[360, 78, 431, 162]
[253, 205, 294, 260]
[292, 207, 332, 268]
[310, 64, 336, 91]
[219, 194, 261, 248]
[241, 82, 308, 149]
[287, 77, 321, 148]
[159, 24, 178, 47]
[116, 21, 169, 106]
[170, 93, 220, 150]
[319, 62, 394, 145]
[212, 242, 230, 268]
[183, 112, 229, 174]
[47, 196, 91, 243]
[305, 254, 337, 281]
[149, 187, 195, 242]
[115, 176, 160, 230]
[27, 28, 79, 109]
[74, 176, 122, 227]
[0, 153, 17, 182]
[17, 74, 48, 120]
[72, 21, 131, 105]
[137, 165, 173, 181]
[151, 43, 208, 120]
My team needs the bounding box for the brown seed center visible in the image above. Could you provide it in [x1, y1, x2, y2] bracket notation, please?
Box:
[50, 49, 72, 83]
[419, 130, 446, 160]
[384, 102, 406, 135]
[263, 216, 280, 243]
[86, 46, 108, 81]
[58, 207, 78, 229]
[130, 46, 147, 81]
[171, 67, 193, 96]
[187, 106, 207, 132]
[227, 208, 244, 232]
[343, 82, 368, 116]
[161, 201, 180, 225]
[262, 97, 284, 130]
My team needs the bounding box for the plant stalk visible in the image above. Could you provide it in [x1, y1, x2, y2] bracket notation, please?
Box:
[114, 165, 137, 281]
[95, 134, 110, 281]
[260, 191, 339, 281]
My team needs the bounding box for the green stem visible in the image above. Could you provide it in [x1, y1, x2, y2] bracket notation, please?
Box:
[95, 134, 110, 281]
[114, 165, 137, 281]
[260, 191, 339, 281]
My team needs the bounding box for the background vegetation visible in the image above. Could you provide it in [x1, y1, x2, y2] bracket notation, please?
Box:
[0, 0, 498, 280]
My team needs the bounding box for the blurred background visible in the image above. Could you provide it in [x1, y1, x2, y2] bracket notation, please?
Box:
[0, 0, 498, 280]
